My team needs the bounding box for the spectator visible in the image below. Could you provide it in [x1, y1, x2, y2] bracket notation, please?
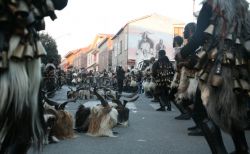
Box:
[116, 66, 125, 94]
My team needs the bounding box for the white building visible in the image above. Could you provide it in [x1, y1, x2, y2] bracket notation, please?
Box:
[112, 13, 185, 70]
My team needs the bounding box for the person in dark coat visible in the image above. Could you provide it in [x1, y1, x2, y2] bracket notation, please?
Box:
[116, 66, 125, 94]
[152, 50, 174, 111]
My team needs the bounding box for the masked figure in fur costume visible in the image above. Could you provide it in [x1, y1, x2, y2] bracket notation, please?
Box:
[174, 23, 206, 136]
[176, 0, 250, 153]
[152, 50, 175, 111]
[170, 35, 195, 121]
[143, 57, 158, 101]
[0, 0, 68, 153]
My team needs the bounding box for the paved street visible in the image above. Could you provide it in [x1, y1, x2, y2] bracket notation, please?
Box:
[29, 86, 250, 154]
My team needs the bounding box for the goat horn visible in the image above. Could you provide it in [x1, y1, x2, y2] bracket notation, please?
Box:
[123, 95, 139, 103]
[120, 92, 137, 98]
[116, 92, 121, 100]
[68, 86, 73, 91]
[106, 94, 116, 100]
[101, 86, 112, 92]
[44, 92, 60, 107]
[44, 108, 59, 118]
[122, 95, 139, 107]
[76, 87, 85, 91]
[123, 100, 128, 107]
[93, 88, 109, 107]
[57, 98, 76, 110]
[112, 99, 123, 107]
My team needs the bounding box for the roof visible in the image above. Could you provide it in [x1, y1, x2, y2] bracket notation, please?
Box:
[98, 38, 108, 48]
[98, 34, 114, 48]
[79, 45, 91, 54]
[64, 45, 91, 58]
[86, 34, 113, 54]
[111, 13, 185, 40]
[112, 14, 152, 40]
[64, 50, 76, 58]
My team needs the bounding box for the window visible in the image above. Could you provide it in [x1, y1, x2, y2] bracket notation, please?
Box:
[124, 33, 128, 50]
[114, 41, 118, 56]
[119, 40, 122, 54]
[174, 27, 184, 37]
[94, 54, 97, 62]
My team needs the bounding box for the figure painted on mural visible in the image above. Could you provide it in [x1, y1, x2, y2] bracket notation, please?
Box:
[137, 32, 154, 64]
[155, 39, 166, 58]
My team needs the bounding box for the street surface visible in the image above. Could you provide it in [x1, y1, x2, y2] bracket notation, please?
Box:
[28, 86, 250, 154]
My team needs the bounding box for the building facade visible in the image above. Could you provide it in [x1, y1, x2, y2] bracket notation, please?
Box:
[73, 47, 89, 69]
[86, 34, 113, 71]
[62, 47, 89, 71]
[62, 14, 184, 72]
[63, 50, 77, 70]
[112, 13, 185, 70]
[98, 36, 113, 71]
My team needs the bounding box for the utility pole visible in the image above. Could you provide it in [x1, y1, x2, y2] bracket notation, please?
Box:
[193, 0, 195, 21]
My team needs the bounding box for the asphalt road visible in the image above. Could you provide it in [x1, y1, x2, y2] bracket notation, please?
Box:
[28, 86, 250, 154]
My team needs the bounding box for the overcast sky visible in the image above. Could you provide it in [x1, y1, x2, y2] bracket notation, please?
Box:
[43, 0, 204, 57]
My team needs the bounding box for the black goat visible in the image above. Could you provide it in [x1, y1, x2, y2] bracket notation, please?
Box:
[43, 91, 76, 144]
[106, 90, 139, 126]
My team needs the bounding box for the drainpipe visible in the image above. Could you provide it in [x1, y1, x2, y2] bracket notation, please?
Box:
[126, 26, 129, 69]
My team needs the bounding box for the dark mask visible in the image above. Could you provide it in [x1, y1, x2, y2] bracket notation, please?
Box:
[173, 42, 176, 48]
[183, 29, 190, 39]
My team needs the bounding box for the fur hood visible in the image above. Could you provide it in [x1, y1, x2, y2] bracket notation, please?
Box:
[202, 0, 249, 41]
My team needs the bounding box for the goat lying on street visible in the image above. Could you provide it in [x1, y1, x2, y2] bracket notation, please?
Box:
[42, 91, 76, 144]
[75, 87, 139, 137]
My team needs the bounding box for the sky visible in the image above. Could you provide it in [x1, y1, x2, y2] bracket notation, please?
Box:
[43, 0, 204, 57]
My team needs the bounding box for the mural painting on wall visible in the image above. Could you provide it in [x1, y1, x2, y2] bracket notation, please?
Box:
[128, 27, 175, 66]
[155, 39, 166, 58]
[137, 31, 154, 63]
[136, 31, 169, 65]
[155, 39, 166, 51]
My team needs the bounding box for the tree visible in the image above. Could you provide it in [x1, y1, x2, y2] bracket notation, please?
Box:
[40, 33, 61, 67]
